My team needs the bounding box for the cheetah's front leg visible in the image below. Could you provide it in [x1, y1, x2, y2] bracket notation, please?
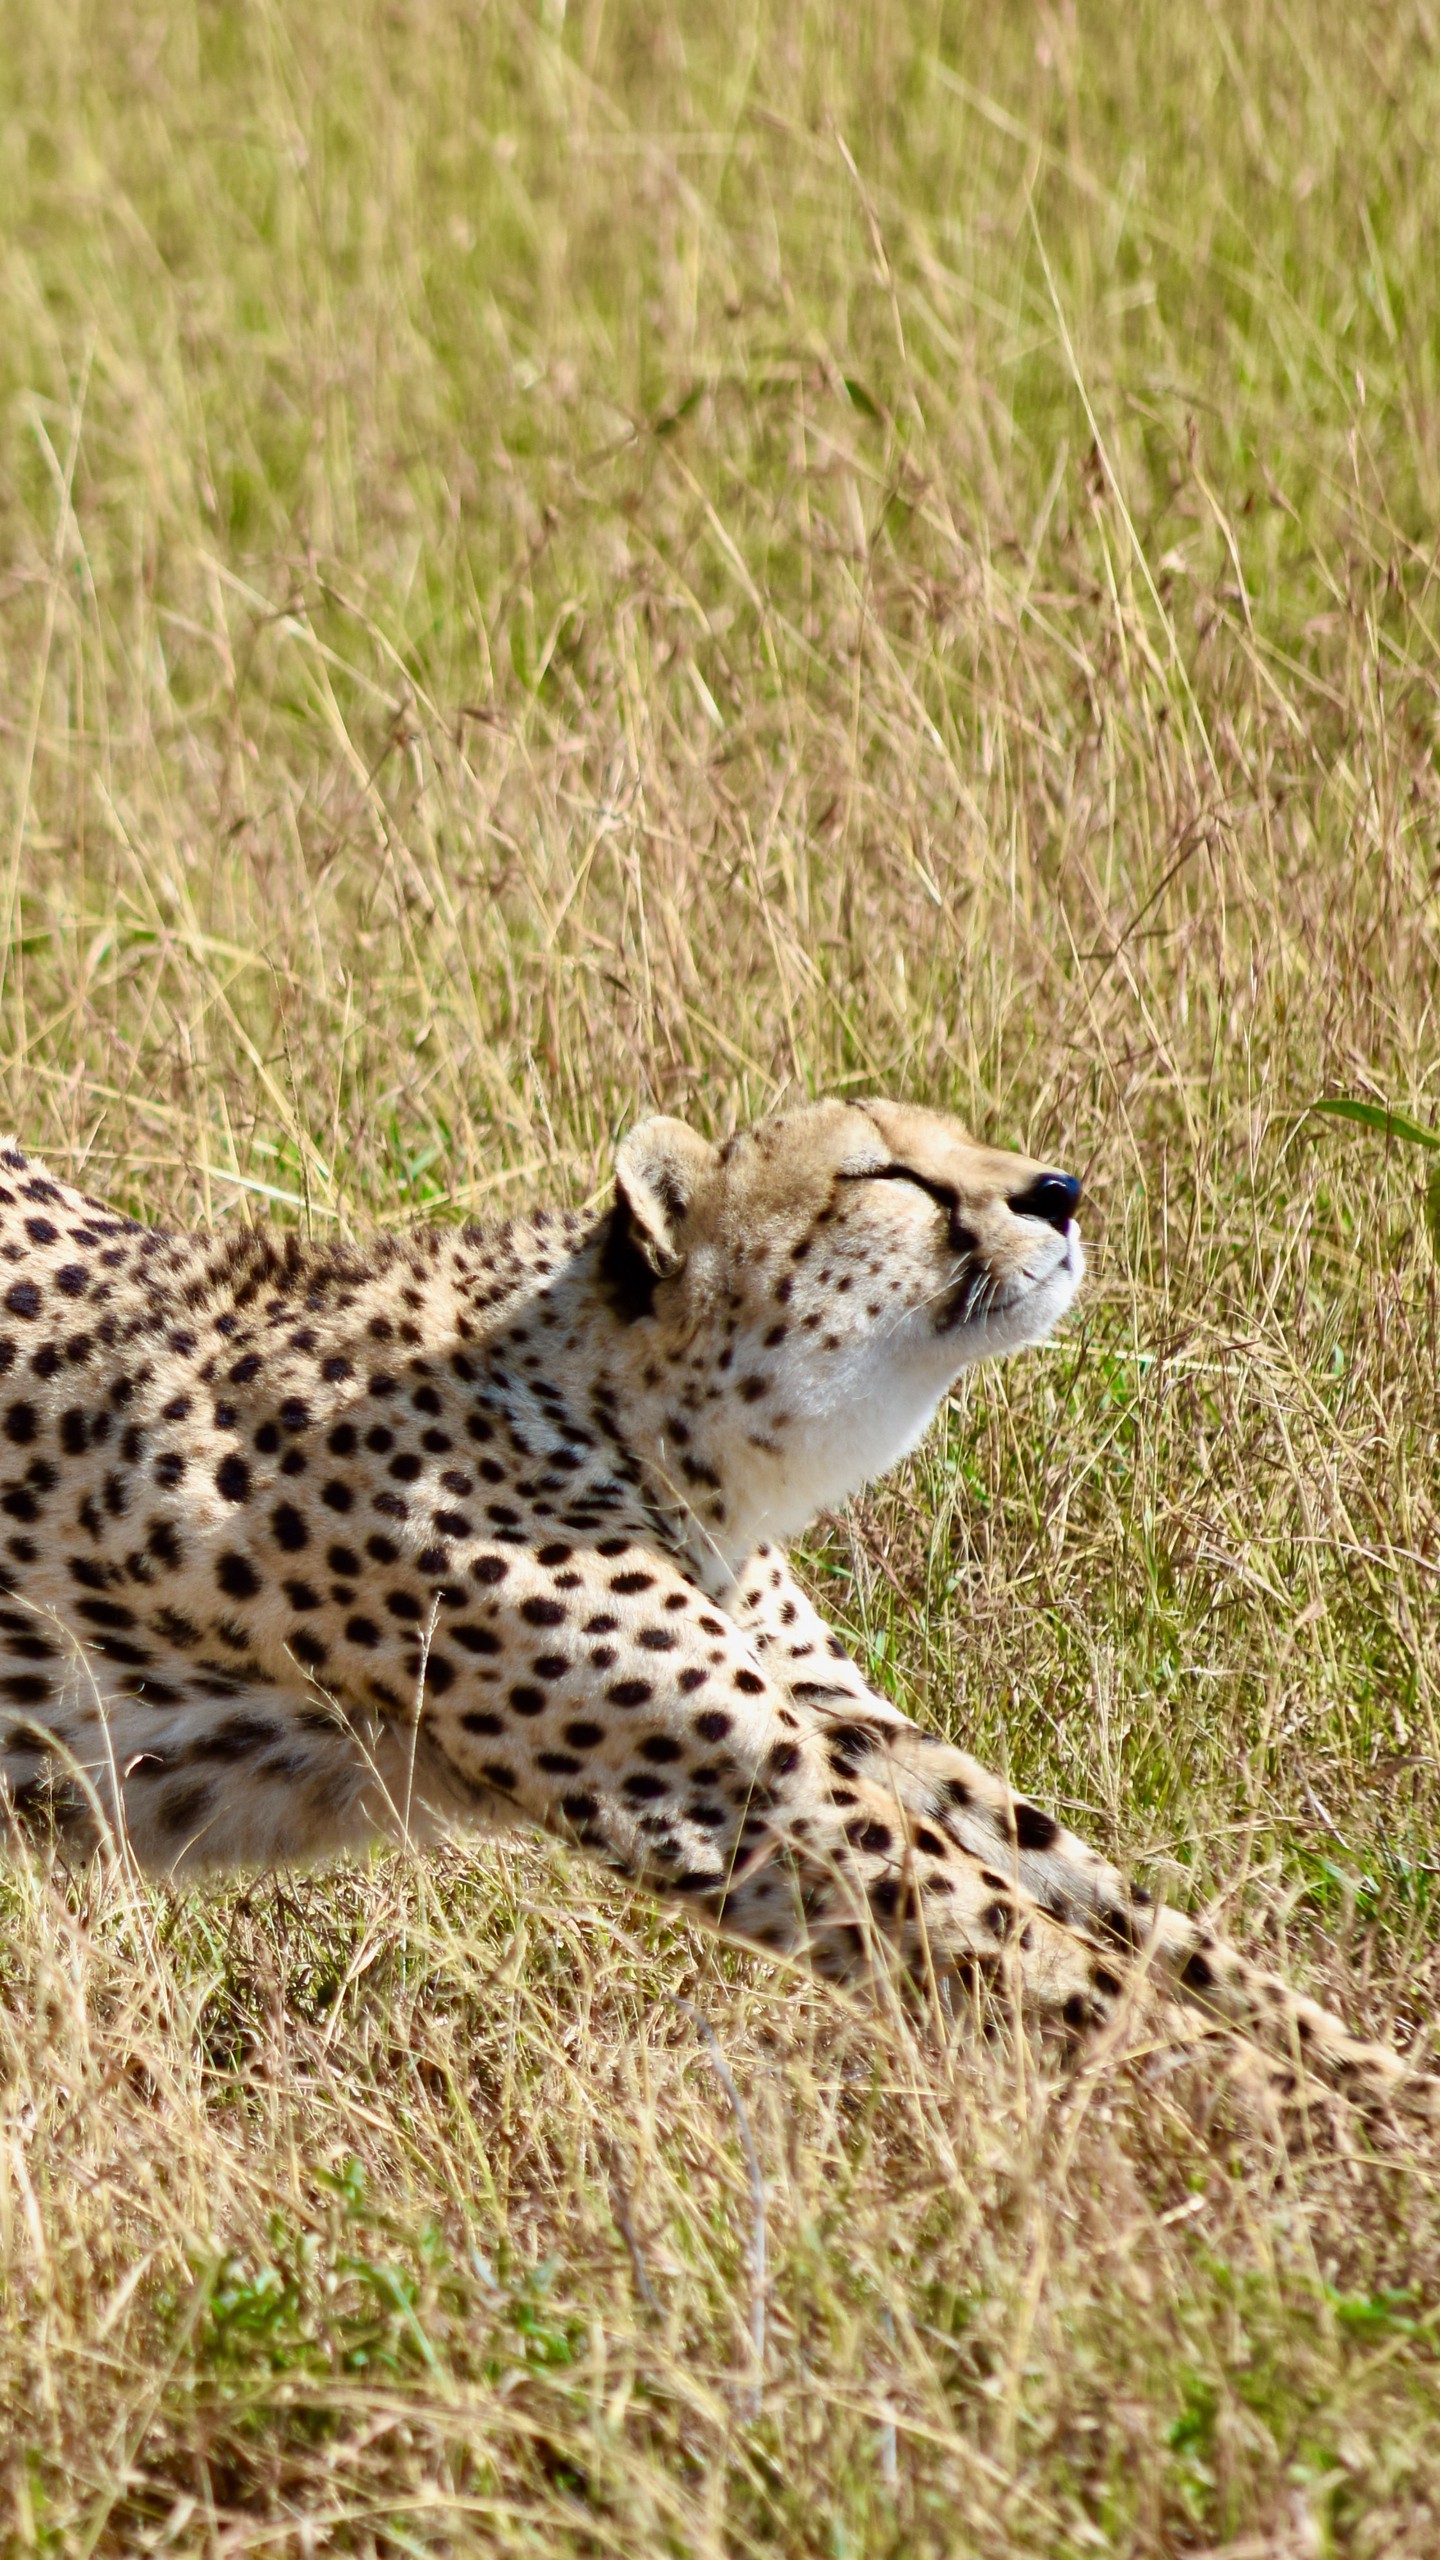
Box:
[418, 1536, 1140, 2037]
[725, 1546, 1440, 2123]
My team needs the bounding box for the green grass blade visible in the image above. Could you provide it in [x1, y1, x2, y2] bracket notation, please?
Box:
[1312, 1097, 1440, 1151]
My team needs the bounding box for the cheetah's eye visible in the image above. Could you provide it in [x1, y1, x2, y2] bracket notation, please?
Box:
[837, 1164, 957, 1212]
[837, 1165, 977, 1257]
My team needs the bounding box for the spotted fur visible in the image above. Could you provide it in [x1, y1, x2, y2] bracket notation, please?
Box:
[0, 1098, 1432, 2129]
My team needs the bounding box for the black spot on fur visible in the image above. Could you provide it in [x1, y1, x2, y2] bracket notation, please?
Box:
[1013, 1801, 1060, 1852]
[607, 1679, 652, 1707]
[159, 1779, 216, 1834]
[520, 1596, 566, 1627]
[844, 1818, 893, 1855]
[192, 1713, 284, 1762]
[72, 1596, 136, 1629]
[447, 1622, 500, 1661]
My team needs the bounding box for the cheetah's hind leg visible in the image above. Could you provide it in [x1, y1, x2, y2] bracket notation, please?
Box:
[0, 1629, 445, 1875]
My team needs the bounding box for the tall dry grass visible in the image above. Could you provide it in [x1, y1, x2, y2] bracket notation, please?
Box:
[2, 0, 1440, 2548]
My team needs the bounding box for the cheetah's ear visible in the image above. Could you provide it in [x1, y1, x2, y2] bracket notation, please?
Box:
[613, 1117, 719, 1278]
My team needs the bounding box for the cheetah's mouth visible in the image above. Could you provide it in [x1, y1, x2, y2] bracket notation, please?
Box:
[933, 1224, 1083, 1344]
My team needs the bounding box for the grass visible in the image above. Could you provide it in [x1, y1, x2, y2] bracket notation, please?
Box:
[2, 0, 1440, 2546]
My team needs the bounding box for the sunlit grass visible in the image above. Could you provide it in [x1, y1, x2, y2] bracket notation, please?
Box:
[3, 0, 1440, 2549]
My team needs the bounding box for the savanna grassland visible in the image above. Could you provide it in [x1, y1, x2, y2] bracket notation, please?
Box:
[3, 1, 1440, 2550]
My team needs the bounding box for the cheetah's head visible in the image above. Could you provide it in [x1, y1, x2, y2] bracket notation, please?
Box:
[604, 1096, 1084, 1551]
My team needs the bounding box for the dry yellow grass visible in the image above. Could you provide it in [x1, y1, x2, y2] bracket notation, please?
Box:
[3, 0, 1440, 2549]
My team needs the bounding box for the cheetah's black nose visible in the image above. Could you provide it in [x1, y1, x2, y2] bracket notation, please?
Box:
[1008, 1172, 1081, 1233]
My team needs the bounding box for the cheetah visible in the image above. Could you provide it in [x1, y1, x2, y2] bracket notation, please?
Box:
[0, 1095, 1431, 2128]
